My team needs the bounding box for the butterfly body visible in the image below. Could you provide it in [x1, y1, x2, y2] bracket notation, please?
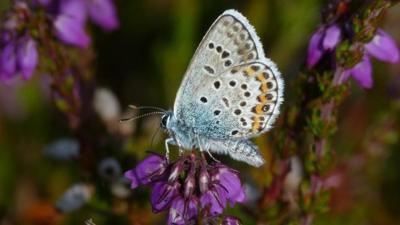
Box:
[160, 9, 284, 167]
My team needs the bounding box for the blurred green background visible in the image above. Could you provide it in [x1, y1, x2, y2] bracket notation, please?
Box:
[0, 0, 400, 225]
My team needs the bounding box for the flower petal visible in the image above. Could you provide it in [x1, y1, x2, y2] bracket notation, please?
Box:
[307, 28, 325, 68]
[54, 15, 90, 48]
[151, 182, 179, 213]
[167, 196, 198, 225]
[35, 0, 53, 7]
[365, 29, 400, 63]
[17, 37, 38, 80]
[124, 169, 139, 189]
[0, 42, 17, 80]
[87, 0, 119, 31]
[60, 0, 87, 22]
[124, 153, 167, 189]
[200, 189, 225, 216]
[344, 56, 373, 89]
[212, 166, 246, 205]
[168, 197, 186, 225]
[322, 24, 341, 50]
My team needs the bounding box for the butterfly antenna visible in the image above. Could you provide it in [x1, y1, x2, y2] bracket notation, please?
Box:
[120, 111, 164, 122]
[128, 105, 166, 112]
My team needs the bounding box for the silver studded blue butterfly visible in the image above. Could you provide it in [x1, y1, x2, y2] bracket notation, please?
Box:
[160, 9, 284, 167]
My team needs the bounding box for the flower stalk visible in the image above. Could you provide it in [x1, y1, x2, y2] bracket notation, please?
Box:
[258, 0, 400, 224]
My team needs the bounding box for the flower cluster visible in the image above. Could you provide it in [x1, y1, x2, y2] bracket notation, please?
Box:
[0, 0, 119, 83]
[307, 23, 399, 88]
[37, 0, 119, 48]
[0, 3, 38, 82]
[124, 152, 243, 225]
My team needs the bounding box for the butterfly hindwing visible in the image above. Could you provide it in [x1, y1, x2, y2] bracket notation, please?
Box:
[173, 9, 283, 139]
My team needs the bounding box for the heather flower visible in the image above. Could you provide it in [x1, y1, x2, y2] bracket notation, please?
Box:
[307, 24, 342, 68]
[0, 36, 38, 82]
[0, 42, 17, 80]
[39, 0, 119, 48]
[124, 152, 246, 224]
[168, 196, 198, 224]
[211, 165, 245, 205]
[365, 29, 400, 63]
[124, 152, 168, 189]
[54, 14, 90, 48]
[343, 29, 400, 88]
[151, 181, 180, 212]
[17, 36, 39, 79]
[222, 216, 242, 225]
[86, 0, 119, 31]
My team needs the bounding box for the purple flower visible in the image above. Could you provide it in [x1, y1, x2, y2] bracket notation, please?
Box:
[307, 24, 342, 68]
[124, 153, 167, 189]
[168, 196, 198, 225]
[222, 216, 242, 225]
[151, 181, 180, 213]
[124, 153, 246, 223]
[0, 42, 17, 80]
[343, 55, 372, 88]
[41, 0, 119, 48]
[365, 29, 400, 63]
[200, 186, 226, 216]
[17, 36, 38, 79]
[59, 0, 87, 21]
[211, 165, 246, 206]
[0, 36, 38, 82]
[54, 15, 90, 48]
[343, 29, 399, 89]
[86, 0, 119, 31]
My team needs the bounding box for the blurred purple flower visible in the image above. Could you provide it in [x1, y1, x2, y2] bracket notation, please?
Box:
[17, 36, 39, 79]
[86, 0, 119, 31]
[365, 29, 400, 63]
[0, 36, 38, 82]
[0, 42, 17, 80]
[307, 24, 342, 68]
[54, 15, 90, 48]
[342, 55, 372, 88]
[41, 0, 119, 48]
[222, 216, 242, 225]
[343, 29, 400, 89]
[124, 153, 246, 223]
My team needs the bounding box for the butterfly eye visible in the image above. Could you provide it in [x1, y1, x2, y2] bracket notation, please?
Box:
[161, 114, 169, 128]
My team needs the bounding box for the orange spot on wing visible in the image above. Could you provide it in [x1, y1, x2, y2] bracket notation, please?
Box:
[244, 67, 256, 76]
[257, 94, 267, 103]
[260, 83, 268, 93]
[256, 73, 266, 82]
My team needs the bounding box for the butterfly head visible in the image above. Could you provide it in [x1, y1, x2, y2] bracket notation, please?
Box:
[160, 111, 173, 130]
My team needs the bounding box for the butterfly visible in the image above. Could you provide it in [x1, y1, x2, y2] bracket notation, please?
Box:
[157, 9, 283, 167]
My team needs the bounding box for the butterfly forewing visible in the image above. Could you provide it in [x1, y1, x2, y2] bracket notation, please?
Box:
[173, 9, 283, 139]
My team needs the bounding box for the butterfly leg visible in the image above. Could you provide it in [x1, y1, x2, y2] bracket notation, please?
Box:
[197, 136, 220, 163]
[164, 138, 175, 161]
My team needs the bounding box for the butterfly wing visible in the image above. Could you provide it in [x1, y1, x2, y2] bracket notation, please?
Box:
[173, 9, 284, 139]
